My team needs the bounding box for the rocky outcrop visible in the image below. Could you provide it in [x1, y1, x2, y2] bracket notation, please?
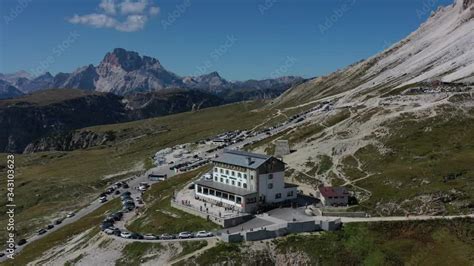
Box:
[0, 91, 126, 153]
[0, 88, 226, 153]
[278, 0, 474, 105]
[23, 130, 116, 153]
[125, 89, 225, 120]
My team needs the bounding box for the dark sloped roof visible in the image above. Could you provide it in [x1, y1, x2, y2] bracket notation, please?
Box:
[212, 149, 272, 169]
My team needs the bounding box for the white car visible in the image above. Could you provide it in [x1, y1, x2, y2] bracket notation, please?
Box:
[103, 228, 115, 235]
[143, 234, 157, 240]
[66, 212, 75, 218]
[195, 231, 213, 238]
[138, 186, 148, 191]
[178, 231, 194, 239]
[120, 231, 132, 238]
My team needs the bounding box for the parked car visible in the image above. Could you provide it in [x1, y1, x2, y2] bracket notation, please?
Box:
[111, 212, 123, 221]
[46, 224, 54, 230]
[54, 219, 63, 225]
[195, 231, 213, 238]
[130, 233, 144, 239]
[120, 231, 132, 238]
[138, 186, 148, 191]
[0, 253, 4, 257]
[113, 228, 121, 236]
[66, 212, 75, 218]
[143, 234, 157, 240]
[100, 197, 108, 203]
[178, 231, 194, 239]
[122, 183, 130, 189]
[37, 229, 47, 235]
[115, 190, 121, 195]
[17, 239, 27, 246]
[103, 228, 115, 235]
[122, 199, 134, 205]
[101, 222, 114, 231]
[159, 233, 174, 240]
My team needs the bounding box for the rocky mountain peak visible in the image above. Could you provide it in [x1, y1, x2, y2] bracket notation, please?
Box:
[459, 0, 474, 10]
[99, 48, 162, 72]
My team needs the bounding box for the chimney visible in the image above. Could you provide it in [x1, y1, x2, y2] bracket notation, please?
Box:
[247, 157, 253, 165]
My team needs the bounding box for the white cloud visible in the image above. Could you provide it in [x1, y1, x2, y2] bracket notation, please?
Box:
[149, 6, 160, 15]
[68, 0, 159, 32]
[69, 13, 117, 29]
[115, 15, 148, 32]
[120, 0, 148, 15]
[99, 0, 117, 15]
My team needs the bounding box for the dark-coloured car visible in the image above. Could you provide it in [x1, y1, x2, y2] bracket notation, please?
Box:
[54, 219, 63, 225]
[46, 224, 54, 230]
[17, 239, 27, 246]
[115, 190, 121, 195]
[113, 228, 121, 236]
[130, 233, 144, 239]
[100, 222, 114, 231]
[37, 229, 47, 235]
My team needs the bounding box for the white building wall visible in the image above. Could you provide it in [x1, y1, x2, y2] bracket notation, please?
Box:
[212, 166, 257, 192]
[257, 171, 289, 203]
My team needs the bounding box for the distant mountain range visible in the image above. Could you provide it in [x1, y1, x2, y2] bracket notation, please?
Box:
[0, 48, 304, 99]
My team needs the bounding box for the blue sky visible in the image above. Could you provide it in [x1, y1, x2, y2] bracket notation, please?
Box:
[0, 0, 453, 80]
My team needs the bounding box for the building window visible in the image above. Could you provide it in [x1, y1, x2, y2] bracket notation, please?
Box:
[197, 186, 202, 193]
[214, 168, 218, 172]
[229, 195, 235, 202]
[243, 174, 247, 179]
[236, 197, 242, 204]
[275, 193, 281, 199]
[216, 191, 222, 197]
[287, 191, 294, 197]
[243, 183, 247, 189]
[238, 173, 241, 178]
[231, 180, 235, 185]
[269, 174, 273, 179]
[220, 178, 223, 182]
[238, 182, 241, 187]
[268, 183, 273, 189]
[220, 169, 223, 173]
[226, 170, 229, 175]
[215, 176, 218, 181]
[226, 179, 229, 184]
[231, 171, 235, 176]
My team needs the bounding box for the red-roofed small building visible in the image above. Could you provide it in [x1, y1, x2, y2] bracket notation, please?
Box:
[316, 186, 349, 207]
